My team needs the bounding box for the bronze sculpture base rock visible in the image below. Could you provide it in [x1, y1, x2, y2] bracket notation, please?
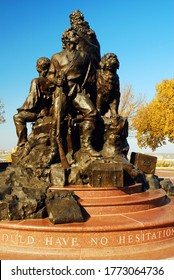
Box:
[46, 190, 88, 224]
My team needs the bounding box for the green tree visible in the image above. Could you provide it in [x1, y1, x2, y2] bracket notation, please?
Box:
[132, 77, 174, 150]
[0, 98, 5, 124]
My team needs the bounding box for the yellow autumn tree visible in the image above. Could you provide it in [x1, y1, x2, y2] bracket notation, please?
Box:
[132, 77, 174, 150]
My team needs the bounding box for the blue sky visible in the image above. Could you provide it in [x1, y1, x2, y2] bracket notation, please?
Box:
[0, 0, 174, 152]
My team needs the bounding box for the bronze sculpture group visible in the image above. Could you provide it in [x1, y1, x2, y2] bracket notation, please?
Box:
[1, 10, 172, 223]
[13, 10, 131, 178]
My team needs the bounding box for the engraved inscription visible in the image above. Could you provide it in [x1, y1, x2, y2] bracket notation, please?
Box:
[0, 227, 174, 248]
[117, 228, 174, 245]
[91, 237, 108, 246]
[45, 237, 79, 247]
[1, 233, 34, 245]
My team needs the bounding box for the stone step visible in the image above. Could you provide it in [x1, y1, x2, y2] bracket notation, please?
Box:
[80, 189, 167, 214]
[50, 186, 167, 215]
[50, 183, 143, 198]
[79, 189, 165, 205]
[1, 197, 173, 232]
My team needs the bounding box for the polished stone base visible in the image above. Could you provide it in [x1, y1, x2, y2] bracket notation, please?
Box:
[1, 184, 174, 259]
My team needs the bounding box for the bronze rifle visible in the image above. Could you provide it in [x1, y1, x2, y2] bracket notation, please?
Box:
[54, 71, 70, 169]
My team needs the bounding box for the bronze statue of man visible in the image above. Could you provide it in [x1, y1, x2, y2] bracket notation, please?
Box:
[69, 10, 101, 69]
[13, 57, 53, 148]
[47, 29, 100, 163]
[69, 10, 101, 106]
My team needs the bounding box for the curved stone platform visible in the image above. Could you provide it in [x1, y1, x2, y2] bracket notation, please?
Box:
[1, 184, 174, 259]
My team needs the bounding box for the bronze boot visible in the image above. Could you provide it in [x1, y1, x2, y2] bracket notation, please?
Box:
[79, 120, 101, 157]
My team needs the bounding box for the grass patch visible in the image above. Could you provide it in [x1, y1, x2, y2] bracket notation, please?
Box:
[156, 160, 174, 167]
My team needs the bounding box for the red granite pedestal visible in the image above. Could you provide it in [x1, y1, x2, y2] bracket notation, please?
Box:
[1, 184, 174, 260]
